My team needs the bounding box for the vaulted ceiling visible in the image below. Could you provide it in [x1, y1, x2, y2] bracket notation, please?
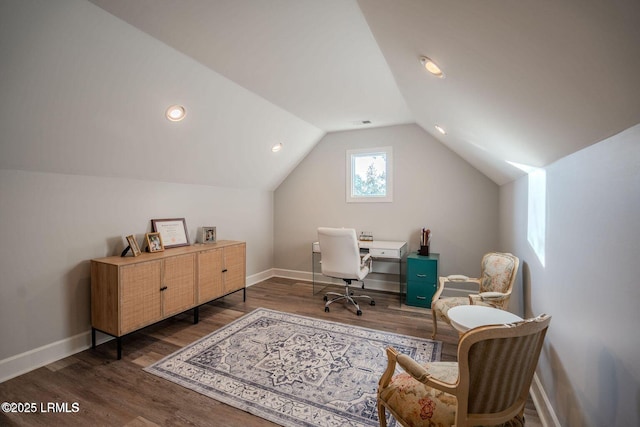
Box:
[88, 0, 640, 185]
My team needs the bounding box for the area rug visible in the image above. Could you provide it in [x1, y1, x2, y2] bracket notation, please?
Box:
[144, 308, 442, 426]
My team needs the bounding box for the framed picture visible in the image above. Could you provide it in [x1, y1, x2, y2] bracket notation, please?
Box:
[126, 235, 141, 257]
[151, 218, 189, 248]
[201, 226, 217, 244]
[146, 232, 164, 253]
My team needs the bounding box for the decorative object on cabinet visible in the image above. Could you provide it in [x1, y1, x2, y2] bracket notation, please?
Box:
[151, 217, 189, 248]
[378, 314, 551, 427]
[200, 226, 217, 244]
[419, 227, 431, 255]
[406, 252, 439, 308]
[145, 232, 164, 253]
[431, 252, 519, 339]
[125, 235, 141, 257]
[90, 240, 246, 359]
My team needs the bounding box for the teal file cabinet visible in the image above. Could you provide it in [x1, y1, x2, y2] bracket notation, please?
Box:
[406, 253, 439, 308]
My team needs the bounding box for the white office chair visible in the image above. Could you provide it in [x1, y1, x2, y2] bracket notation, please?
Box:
[317, 227, 375, 316]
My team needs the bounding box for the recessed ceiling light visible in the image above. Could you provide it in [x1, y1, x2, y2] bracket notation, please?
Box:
[435, 124, 447, 135]
[419, 56, 445, 78]
[271, 143, 283, 153]
[166, 105, 186, 122]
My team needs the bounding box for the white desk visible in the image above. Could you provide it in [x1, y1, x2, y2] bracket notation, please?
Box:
[312, 240, 407, 259]
[312, 240, 408, 304]
[448, 305, 523, 334]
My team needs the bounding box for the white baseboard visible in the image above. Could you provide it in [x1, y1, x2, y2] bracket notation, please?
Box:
[0, 330, 109, 383]
[246, 269, 274, 286]
[530, 373, 561, 427]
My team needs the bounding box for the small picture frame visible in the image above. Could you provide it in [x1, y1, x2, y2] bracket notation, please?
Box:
[201, 226, 217, 244]
[146, 232, 164, 253]
[126, 235, 141, 257]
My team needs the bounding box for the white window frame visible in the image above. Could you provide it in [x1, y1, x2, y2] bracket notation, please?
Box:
[346, 146, 393, 203]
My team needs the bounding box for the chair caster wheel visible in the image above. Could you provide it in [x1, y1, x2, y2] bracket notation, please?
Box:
[357, 310, 362, 316]
[370, 300, 375, 306]
[325, 307, 330, 312]
[323, 295, 328, 302]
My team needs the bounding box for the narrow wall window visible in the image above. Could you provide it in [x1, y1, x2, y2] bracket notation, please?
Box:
[346, 146, 393, 203]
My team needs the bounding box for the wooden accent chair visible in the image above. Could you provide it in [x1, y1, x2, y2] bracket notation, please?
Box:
[431, 252, 519, 339]
[377, 314, 551, 427]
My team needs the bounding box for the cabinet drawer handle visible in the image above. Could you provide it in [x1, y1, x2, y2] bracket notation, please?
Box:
[416, 274, 428, 278]
[160, 286, 168, 291]
[222, 268, 228, 273]
[416, 296, 427, 300]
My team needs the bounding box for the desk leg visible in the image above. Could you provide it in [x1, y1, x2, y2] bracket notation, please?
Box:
[312, 247, 316, 295]
[399, 258, 402, 307]
[398, 257, 406, 308]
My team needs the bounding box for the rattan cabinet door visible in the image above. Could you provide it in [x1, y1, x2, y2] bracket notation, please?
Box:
[223, 243, 246, 294]
[120, 260, 162, 334]
[162, 253, 195, 316]
[198, 248, 224, 303]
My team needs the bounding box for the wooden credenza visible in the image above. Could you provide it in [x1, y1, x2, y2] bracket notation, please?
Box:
[90, 240, 246, 359]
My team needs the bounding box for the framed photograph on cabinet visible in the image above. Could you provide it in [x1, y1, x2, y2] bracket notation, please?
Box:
[201, 226, 217, 244]
[146, 232, 164, 253]
[126, 235, 141, 257]
[151, 218, 189, 248]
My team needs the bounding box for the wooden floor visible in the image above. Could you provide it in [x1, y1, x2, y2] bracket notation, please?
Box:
[0, 278, 541, 426]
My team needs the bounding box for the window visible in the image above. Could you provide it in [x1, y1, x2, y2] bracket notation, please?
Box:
[346, 146, 393, 203]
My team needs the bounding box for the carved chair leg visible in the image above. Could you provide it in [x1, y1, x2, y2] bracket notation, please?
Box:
[377, 402, 388, 427]
[431, 310, 438, 339]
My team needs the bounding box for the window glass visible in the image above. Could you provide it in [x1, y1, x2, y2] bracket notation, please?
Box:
[346, 147, 393, 203]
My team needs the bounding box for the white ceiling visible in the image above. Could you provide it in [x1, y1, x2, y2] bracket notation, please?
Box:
[88, 0, 640, 185]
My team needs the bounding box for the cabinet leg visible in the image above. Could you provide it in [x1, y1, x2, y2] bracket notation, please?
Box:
[116, 337, 122, 360]
[243, 288, 246, 302]
[194, 306, 199, 324]
[91, 328, 96, 349]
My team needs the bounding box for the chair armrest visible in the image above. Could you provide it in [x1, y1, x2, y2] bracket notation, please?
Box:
[378, 347, 399, 389]
[431, 276, 480, 303]
[360, 253, 372, 268]
[468, 291, 510, 307]
[396, 353, 457, 393]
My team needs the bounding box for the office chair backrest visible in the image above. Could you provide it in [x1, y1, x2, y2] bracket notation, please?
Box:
[317, 227, 363, 280]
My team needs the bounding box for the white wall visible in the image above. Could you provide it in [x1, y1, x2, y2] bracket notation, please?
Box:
[499, 124, 640, 426]
[274, 124, 500, 284]
[0, 170, 273, 377]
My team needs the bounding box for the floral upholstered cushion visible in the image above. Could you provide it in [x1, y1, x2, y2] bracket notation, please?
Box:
[379, 361, 459, 426]
[379, 361, 526, 427]
[479, 253, 517, 294]
[432, 297, 468, 321]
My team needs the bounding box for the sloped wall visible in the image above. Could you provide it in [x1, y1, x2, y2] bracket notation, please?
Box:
[499, 124, 640, 426]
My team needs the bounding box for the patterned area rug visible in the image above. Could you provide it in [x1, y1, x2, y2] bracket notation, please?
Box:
[144, 308, 442, 426]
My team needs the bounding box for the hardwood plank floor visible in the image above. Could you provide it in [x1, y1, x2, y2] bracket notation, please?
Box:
[0, 278, 541, 426]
